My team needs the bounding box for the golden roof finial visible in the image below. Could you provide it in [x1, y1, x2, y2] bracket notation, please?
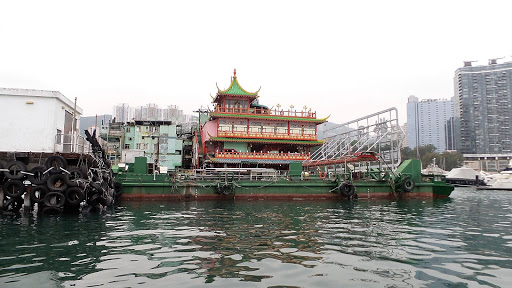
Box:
[233, 68, 237, 78]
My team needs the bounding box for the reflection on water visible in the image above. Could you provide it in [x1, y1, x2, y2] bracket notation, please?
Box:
[1, 187, 512, 287]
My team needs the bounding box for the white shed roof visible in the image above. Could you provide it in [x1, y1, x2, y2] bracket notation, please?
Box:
[0, 87, 83, 114]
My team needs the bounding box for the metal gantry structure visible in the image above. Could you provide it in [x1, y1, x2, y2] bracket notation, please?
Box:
[303, 107, 405, 170]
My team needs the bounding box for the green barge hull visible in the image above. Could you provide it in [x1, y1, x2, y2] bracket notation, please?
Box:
[114, 160, 454, 201]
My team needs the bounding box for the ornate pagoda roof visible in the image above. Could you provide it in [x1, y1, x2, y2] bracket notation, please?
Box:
[213, 69, 260, 103]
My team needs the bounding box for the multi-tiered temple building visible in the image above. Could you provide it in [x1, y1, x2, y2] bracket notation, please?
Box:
[200, 70, 327, 168]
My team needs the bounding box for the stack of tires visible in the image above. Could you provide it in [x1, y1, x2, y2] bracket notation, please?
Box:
[0, 155, 121, 215]
[0, 160, 26, 213]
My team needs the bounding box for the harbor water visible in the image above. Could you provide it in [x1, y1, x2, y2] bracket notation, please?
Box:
[1, 187, 511, 287]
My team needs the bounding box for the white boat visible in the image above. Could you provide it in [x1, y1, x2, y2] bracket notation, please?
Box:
[445, 166, 484, 186]
[477, 160, 512, 190]
[477, 170, 512, 190]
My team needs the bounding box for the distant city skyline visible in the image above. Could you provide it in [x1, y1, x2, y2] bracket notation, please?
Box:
[113, 103, 198, 124]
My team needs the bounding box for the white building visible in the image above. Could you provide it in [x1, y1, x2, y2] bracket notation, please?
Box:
[0, 88, 83, 153]
[406, 96, 454, 152]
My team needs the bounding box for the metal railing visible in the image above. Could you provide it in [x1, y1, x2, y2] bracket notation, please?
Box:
[217, 130, 317, 141]
[54, 133, 106, 154]
[304, 107, 405, 170]
[216, 151, 310, 161]
[214, 106, 317, 119]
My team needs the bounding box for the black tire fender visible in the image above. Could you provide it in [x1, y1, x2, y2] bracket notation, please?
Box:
[89, 181, 103, 193]
[100, 195, 114, 207]
[47, 174, 69, 192]
[2, 179, 25, 198]
[113, 181, 123, 198]
[401, 176, 415, 192]
[65, 167, 86, 187]
[339, 183, 355, 197]
[65, 187, 85, 206]
[45, 155, 68, 174]
[43, 191, 66, 208]
[28, 166, 50, 185]
[4, 160, 27, 180]
[30, 185, 49, 204]
[3, 197, 23, 212]
[87, 193, 101, 206]
[222, 184, 233, 196]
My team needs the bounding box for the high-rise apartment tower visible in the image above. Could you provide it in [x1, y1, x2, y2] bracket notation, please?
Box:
[454, 60, 512, 154]
[406, 96, 454, 152]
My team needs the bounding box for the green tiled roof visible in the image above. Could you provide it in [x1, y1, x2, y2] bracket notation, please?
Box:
[210, 137, 323, 145]
[218, 75, 259, 96]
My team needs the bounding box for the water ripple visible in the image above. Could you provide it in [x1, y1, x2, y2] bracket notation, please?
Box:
[1, 187, 512, 287]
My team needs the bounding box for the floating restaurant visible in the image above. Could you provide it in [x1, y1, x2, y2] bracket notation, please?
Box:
[200, 69, 327, 169]
[113, 71, 454, 201]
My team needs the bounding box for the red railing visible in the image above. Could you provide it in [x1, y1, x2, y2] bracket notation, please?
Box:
[216, 151, 310, 161]
[217, 130, 317, 141]
[303, 152, 379, 167]
[214, 106, 317, 119]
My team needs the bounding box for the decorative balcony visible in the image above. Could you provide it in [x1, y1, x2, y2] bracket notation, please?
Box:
[217, 130, 317, 141]
[214, 106, 317, 119]
[215, 151, 310, 161]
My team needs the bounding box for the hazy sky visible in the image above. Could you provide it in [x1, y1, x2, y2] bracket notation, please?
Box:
[1, 0, 511, 124]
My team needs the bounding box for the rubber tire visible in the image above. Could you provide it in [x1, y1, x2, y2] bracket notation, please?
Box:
[89, 181, 103, 194]
[2, 180, 25, 198]
[43, 191, 66, 208]
[65, 167, 86, 187]
[4, 160, 27, 180]
[28, 166, 50, 185]
[3, 197, 23, 212]
[104, 195, 113, 207]
[103, 170, 114, 189]
[47, 174, 69, 192]
[401, 176, 415, 192]
[113, 181, 123, 198]
[30, 185, 49, 204]
[222, 184, 233, 196]
[65, 187, 85, 206]
[339, 183, 355, 198]
[87, 193, 101, 206]
[45, 155, 68, 174]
